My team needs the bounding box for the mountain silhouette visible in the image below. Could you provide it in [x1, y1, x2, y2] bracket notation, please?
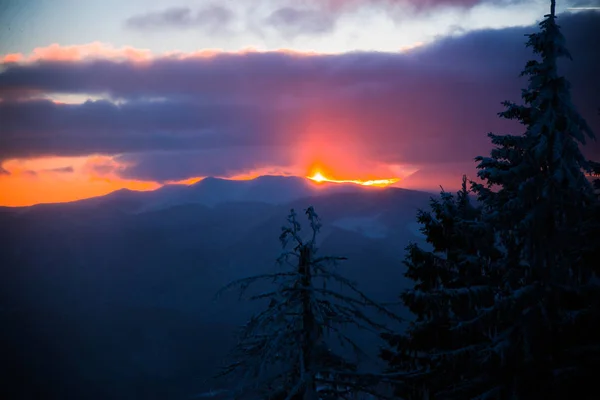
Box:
[0, 176, 435, 400]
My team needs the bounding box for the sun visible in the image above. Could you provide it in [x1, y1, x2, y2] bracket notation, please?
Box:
[309, 171, 328, 183]
[306, 170, 400, 187]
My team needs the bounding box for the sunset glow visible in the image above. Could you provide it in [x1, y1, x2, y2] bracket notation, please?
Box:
[0, 2, 599, 399]
[0, 154, 408, 207]
[307, 171, 400, 187]
[1, 2, 598, 207]
[0, 156, 161, 207]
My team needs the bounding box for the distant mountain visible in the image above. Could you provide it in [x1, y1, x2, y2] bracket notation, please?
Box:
[0, 177, 435, 400]
[2, 175, 381, 215]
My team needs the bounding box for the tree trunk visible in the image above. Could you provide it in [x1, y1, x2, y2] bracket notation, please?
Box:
[299, 245, 317, 399]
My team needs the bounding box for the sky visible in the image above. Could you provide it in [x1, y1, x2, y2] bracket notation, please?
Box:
[0, 0, 599, 206]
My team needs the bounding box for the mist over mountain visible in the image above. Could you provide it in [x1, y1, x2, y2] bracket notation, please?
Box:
[0, 176, 433, 399]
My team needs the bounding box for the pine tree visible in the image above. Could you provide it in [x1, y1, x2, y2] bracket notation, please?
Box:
[473, 0, 595, 251]
[382, 1, 600, 398]
[573, 155, 600, 395]
[380, 176, 501, 399]
[216, 207, 399, 400]
[467, 1, 599, 396]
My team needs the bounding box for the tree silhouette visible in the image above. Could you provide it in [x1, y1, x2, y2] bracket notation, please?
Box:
[382, 1, 600, 398]
[217, 207, 399, 399]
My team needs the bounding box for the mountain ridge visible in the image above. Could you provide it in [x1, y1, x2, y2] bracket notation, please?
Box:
[0, 176, 437, 399]
[0, 175, 436, 213]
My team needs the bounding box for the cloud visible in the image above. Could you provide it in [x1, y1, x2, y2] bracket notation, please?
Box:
[0, 10, 598, 184]
[258, 0, 506, 38]
[0, 165, 10, 175]
[14, 166, 74, 175]
[1, 42, 153, 64]
[299, 0, 488, 13]
[118, 1, 532, 45]
[0, 98, 296, 161]
[266, 7, 337, 37]
[90, 163, 117, 176]
[0, 43, 266, 72]
[567, 0, 600, 7]
[125, 5, 234, 34]
[45, 166, 74, 173]
[115, 147, 295, 182]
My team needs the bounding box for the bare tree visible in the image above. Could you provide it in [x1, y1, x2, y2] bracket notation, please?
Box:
[215, 207, 401, 400]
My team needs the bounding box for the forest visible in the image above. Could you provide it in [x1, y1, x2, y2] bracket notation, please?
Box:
[215, 1, 600, 399]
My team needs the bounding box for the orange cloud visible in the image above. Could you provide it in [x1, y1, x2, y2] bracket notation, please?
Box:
[1, 53, 23, 63]
[400, 41, 425, 52]
[0, 41, 426, 66]
[1, 42, 153, 64]
[0, 156, 160, 207]
[0, 154, 418, 207]
[0, 43, 327, 66]
[166, 176, 204, 185]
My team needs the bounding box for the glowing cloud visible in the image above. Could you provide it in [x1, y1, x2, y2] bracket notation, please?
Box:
[0, 155, 160, 207]
[1, 42, 153, 64]
[307, 171, 399, 187]
[0, 42, 321, 66]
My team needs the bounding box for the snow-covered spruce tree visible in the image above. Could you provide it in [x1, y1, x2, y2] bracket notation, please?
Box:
[216, 207, 400, 400]
[380, 176, 502, 399]
[465, 0, 600, 397]
[382, 2, 600, 397]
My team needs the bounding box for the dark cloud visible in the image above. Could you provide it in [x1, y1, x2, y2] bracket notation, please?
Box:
[259, 0, 507, 37]
[0, 165, 10, 175]
[0, 11, 598, 183]
[125, 5, 234, 33]
[91, 163, 122, 175]
[45, 166, 74, 173]
[0, 98, 298, 159]
[115, 147, 293, 182]
[266, 7, 336, 37]
[91, 162, 118, 176]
